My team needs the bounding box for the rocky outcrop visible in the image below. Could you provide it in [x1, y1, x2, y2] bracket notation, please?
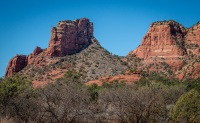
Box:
[26, 46, 44, 65]
[130, 20, 187, 59]
[6, 46, 44, 77]
[185, 22, 200, 55]
[128, 20, 189, 70]
[32, 46, 43, 55]
[5, 55, 27, 77]
[46, 18, 93, 57]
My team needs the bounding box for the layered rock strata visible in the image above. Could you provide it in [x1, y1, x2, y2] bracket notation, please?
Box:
[129, 20, 187, 70]
[46, 18, 93, 56]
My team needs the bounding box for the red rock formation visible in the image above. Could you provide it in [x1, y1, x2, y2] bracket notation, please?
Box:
[46, 18, 93, 57]
[6, 47, 43, 77]
[185, 22, 200, 55]
[5, 18, 94, 77]
[131, 20, 187, 59]
[27, 46, 43, 65]
[32, 46, 43, 55]
[128, 20, 189, 70]
[128, 20, 200, 79]
[5, 55, 27, 77]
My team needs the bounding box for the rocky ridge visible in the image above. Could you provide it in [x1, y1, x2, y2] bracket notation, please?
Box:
[5, 19, 200, 86]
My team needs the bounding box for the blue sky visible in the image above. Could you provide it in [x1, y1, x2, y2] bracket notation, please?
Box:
[1, 0, 200, 77]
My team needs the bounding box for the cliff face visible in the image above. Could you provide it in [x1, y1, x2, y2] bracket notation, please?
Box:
[46, 18, 93, 56]
[5, 18, 94, 77]
[127, 20, 189, 71]
[131, 20, 187, 59]
[185, 22, 200, 55]
[128, 20, 200, 79]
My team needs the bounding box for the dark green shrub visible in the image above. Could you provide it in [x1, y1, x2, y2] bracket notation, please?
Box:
[87, 83, 99, 101]
[172, 89, 200, 122]
[185, 77, 200, 93]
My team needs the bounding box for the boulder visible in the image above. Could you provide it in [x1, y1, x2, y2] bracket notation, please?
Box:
[5, 55, 27, 77]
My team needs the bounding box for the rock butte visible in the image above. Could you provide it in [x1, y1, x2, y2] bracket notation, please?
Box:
[46, 18, 93, 56]
[128, 20, 200, 71]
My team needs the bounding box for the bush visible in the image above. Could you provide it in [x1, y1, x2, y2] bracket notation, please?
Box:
[87, 83, 100, 101]
[63, 70, 81, 82]
[102, 80, 125, 88]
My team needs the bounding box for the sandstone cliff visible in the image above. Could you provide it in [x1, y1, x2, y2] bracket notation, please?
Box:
[46, 18, 93, 56]
[130, 20, 187, 59]
[127, 20, 200, 79]
[185, 22, 200, 55]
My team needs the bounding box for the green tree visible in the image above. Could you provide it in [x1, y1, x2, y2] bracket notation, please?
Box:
[0, 77, 3, 83]
[0, 75, 34, 120]
[172, 89, 200, 123]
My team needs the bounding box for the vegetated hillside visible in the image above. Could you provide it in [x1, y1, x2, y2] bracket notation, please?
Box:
[20, 39, 128, 86]
[176, 54, 200, 79]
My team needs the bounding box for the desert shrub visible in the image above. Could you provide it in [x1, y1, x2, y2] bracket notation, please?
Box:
[137, 72, 181, 87]
[102, 80, 125, 89]
[55, 70, 82, 84]
[63, 70, 81, 82]
[87, 83, 100, 101]
[135, 77, 150, 87]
